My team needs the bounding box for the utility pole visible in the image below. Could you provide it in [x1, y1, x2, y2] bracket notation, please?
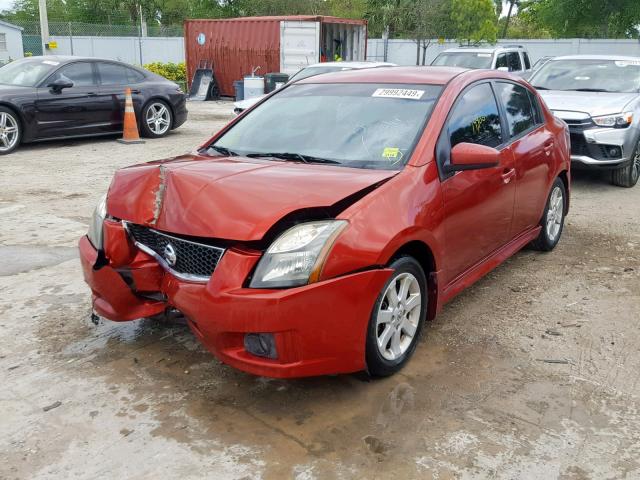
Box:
[38, 0, 49, 55]
[138, 3, 144, 65]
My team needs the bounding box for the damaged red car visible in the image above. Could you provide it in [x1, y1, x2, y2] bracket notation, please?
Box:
[80, 67, 570, 378]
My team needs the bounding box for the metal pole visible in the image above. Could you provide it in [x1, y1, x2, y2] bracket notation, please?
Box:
[138, 3, 143, 65]
[38, 0, 49, 55]
[68, 21, 74, 55]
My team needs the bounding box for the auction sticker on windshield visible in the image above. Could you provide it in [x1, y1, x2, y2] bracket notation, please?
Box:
[372, 88, 425, 100]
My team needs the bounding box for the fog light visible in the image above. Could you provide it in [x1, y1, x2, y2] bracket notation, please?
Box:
[244, 333, 278, 359]
[608, 147, 621, 158]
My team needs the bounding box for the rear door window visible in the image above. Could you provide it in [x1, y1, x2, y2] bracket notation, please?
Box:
[98, 62, 129, 85]
[448, 83, 503, 148]
[494, 82, 536, 137]
[507, 52, 523, 72]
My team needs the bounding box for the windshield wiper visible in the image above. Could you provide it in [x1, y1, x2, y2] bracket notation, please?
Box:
[570, 88, 610, 93]
[204, 145, 239, 157]
[245, 152, 341, 164]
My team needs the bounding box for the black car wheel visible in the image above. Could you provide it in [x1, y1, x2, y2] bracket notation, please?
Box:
[366, 256, 427, 377]
[611, 140, 640, 188]
[0, 107, 21, 155]
[141, 100, 173, 138]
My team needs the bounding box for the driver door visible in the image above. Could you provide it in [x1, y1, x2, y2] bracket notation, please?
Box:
[35, 61, 103, 139]
[438, 82, 516, 284]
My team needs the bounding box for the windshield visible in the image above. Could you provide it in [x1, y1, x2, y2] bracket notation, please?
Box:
[531, 59, 640, 93]
[210, 83, 442, 170]
[431, 52, 493, 69]
[288, 66, 353, 82]
[0, 58, 61, 87]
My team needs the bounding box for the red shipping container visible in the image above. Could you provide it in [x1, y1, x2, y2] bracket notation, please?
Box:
[184, 16, 368, 97]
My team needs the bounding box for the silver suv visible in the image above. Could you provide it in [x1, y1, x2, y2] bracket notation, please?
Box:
[530, 55, 640, 188]
[431, 45, 532, 76]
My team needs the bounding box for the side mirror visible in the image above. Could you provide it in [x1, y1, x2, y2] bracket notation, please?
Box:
[47, 78, 74, 92]
[444, 142, 500, 173]
[497, 66, 509, 72]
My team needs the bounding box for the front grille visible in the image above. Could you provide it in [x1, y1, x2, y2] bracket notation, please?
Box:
[125, 223, 225, 281]
[569, 132, 589, 156]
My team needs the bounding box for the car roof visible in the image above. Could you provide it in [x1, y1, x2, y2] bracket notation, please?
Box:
[549, 54, 640, 62]
[297, 66, 468, 85]
[440, 45, 526, 54]
[303, 61, 397, 68]
[23, 55, 140, 65]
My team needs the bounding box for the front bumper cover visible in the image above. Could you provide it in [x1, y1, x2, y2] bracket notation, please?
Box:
[79, 225, 392, 378]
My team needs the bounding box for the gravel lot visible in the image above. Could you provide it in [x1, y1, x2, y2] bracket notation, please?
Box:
[1, 101, 639, 479]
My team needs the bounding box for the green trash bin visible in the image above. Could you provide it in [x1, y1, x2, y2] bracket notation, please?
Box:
[265, 73, 290, 93]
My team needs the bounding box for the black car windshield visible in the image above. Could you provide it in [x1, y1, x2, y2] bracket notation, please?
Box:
[432, 52, 493, 69]
[531, 59, 640, 93]
[210, 83, 443, 170]
[288, 66, 353, 82]
[0, 58, 61, 87]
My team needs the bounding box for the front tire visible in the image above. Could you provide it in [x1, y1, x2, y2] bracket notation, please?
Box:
[366, 256, 427, 377]
[529, 177, 566, 251]
[611, 141, 640, 188]
[141, 100, 173, 138]
[0, 107, 21, 155]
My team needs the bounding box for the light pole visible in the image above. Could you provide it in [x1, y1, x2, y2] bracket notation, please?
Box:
[38, 0, 49, 55]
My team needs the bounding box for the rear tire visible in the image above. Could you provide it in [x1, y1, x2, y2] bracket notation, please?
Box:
[0, 106, 21, 155]
[141, 100, 173, 138]
[529, 177, 566, 252]
[611, 141, 639, 188]
[365, 256, 427, 377]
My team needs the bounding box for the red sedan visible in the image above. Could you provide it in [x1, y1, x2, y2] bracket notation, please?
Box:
[80, 67, 570, 378]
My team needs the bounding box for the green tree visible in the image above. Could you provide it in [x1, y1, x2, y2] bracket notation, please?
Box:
[451, 0, 498, 45]
[521, 0, 640, 38]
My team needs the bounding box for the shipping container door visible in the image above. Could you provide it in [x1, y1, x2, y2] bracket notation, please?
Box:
[279, 21, 320, 74]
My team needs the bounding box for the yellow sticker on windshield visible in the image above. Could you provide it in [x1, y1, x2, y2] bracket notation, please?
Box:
[382, 147, 400, 159]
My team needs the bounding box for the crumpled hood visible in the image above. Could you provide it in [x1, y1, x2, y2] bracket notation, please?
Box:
[539, 90, 637, 118]
[107, 154, 397, 241]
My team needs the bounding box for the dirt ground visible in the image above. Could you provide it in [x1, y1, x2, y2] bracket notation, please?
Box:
[1, 101, 639, 480]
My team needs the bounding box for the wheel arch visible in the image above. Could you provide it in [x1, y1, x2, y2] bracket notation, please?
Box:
[557, 170, 570, 213]
[389, 240, 439, 321]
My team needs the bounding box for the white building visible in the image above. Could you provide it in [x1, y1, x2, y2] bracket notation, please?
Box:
[0, 20, 24, 63]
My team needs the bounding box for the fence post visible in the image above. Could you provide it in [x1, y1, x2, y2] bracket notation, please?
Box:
[68, 22, 74, 55]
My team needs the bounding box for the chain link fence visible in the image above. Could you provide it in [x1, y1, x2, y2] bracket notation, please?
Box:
[7, 19, 183, 56]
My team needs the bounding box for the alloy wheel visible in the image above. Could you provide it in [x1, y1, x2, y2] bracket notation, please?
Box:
[375, 272, 421, 361]
[546, 186, 564, 241]
[0, 112, 19, 152]
[145, 103, 171, 136]
[632, 148, 640, 184]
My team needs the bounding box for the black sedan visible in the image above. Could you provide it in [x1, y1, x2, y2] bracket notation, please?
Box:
[0, 56, 188, 154]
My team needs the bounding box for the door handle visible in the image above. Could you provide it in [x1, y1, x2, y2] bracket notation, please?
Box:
[87, 92, 98, 96]
[501, 168, 516, 184]
[543, 140, 554, 156]
[130, 89, 141, 94]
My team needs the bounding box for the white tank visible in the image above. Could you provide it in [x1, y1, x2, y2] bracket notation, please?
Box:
[243, 76, 265, 100]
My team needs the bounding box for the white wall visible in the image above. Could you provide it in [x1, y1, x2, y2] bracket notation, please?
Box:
[0, 25, 24, 62]
[49, 35, 185, 65]
[366, 38, 640, 65]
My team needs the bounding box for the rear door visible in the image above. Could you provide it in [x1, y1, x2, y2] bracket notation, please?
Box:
[96, 61, 145, 132]
[494, 81, 553, 235]
[35, 61, 102, 138]
[438, 82, 516, 283]
[280, 21, 320, 75]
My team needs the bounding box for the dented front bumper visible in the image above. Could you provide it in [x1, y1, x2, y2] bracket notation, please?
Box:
[79, 221, 392, 378]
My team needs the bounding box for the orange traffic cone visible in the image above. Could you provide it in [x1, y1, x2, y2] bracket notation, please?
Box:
[117, 87, 145, 144]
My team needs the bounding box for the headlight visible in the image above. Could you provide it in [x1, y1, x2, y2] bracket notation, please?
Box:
[592, 112, 633, 128]
[249, 220, 348, 288]
[87, 194, 107, 250]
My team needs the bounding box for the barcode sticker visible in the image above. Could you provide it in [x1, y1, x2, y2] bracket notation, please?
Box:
[372, 88, 425, 100]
